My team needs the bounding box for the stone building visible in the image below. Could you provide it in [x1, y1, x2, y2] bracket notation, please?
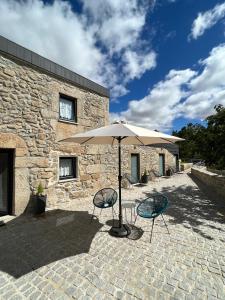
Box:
[0, 36, 179, 216]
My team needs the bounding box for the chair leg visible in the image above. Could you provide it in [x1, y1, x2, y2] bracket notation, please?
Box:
[150, 218, 155, 243]
[112, 206, 117, 217]
[134, 213, 138, 225]
[130, 207, 132, 224]
[125, 208, 128, 223]
[112, 207, 115, 226]
[161, 214, 170, 234]
[90, 206, 96, 223]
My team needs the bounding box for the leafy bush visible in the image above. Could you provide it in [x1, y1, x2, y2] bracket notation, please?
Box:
[173, 105, 225, 170]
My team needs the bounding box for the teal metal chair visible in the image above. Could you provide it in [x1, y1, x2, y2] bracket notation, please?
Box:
[135, 194, 170, 242]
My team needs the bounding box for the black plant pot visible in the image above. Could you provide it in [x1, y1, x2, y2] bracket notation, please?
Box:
[141, 175, 149, 184]
[166, 169, 172, 176]
[35, 195, 46, 214]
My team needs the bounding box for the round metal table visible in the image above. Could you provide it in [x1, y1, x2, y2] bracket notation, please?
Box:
[121, 202, 137, 224]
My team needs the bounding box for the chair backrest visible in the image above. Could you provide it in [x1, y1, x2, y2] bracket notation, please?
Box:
[137, 194, 168, 218]
[93, 188, 118, 208]
[152, 170, 160, 177]
[151, 193, 168, 214]
[123, 173, 137, 184]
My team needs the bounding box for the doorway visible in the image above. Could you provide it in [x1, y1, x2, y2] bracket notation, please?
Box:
[0, 149, 14, 215]
[159, 154, 165, 176]
[174, 154, 179, 172]
[131, 154, 140, 183]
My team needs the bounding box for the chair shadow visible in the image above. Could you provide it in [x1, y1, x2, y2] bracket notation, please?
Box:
[0, 209, 103, 278]
[127, 224, 144, 240]
[135, 183, 148, 188]
[105, 219, 119, 227]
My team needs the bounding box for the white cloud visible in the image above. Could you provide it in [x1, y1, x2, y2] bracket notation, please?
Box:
[180, 44, 225, 119]
[0, 0, 156, 99]
[0, 0, 106, 83]
[111, 43, 225, 131]
[179, 88, 225, 120]
[190, 44, 225, 91]
[110, 85, 129, 101]
[122, 50, 157, 81]
[118, 69, 196, 130]
[109, 112, 123, 124]
[81, 0, 148, 54]
[81, 0, 157, 89]
[189, 2, 225, 40]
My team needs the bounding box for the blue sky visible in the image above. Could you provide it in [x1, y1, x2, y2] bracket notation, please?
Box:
[0, 0, 225, 132]
[114, 0, 225, 131]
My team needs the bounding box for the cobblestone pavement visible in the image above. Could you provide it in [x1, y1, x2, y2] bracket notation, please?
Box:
[0, 172, 225, 300]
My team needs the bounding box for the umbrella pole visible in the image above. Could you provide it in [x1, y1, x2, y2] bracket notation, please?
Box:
[118, 137, 122, 228]
[109, 137, 130, 238]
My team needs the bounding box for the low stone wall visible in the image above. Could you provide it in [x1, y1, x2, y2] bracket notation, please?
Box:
[181, 163, 193, 171]
[191, 167, 225, 199]
[207, 168, 225, 176]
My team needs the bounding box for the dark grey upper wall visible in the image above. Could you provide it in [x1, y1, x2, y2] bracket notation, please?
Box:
[0, 35, 110, 98]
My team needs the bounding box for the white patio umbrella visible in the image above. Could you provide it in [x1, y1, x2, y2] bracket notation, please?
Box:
[60, 122, 184, 237]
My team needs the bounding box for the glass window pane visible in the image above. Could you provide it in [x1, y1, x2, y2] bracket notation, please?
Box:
[59, 97, 74, 120]
[59, 158, 76, 179]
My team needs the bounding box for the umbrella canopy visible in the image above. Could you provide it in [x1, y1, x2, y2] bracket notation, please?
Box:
[61, 122, 183, 145]
[60, 122, 184, 237]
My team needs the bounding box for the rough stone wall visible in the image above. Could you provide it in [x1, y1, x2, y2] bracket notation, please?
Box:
[0, 54, 109, 213]
[207, 168, 225, 176]
[121, 145, 177, 176]
[191, 167, 225, 199]
[49, 144, 118, 208]
[0, 53, 179, 214]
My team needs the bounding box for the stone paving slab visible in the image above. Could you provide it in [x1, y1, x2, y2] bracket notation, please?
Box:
[0, 172, 225, 299]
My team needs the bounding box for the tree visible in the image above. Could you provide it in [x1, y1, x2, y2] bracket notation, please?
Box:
[203, 105, 225, 169]
[172, 123, 206, 161]
[173, 105, 225, 169]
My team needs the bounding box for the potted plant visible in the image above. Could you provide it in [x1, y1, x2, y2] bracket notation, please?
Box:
[166, 167, 173, 176]
[35, 183, 46, 214]
[141, 169, 149, 184]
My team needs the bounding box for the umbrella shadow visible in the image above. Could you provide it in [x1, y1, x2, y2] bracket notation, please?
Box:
[143, 174, 225, 240]
[105, 219, 144, 240]
[0, 209, 103, 278]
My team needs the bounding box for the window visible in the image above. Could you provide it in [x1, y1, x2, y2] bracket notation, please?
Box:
[59, 157, 77, 180]
[59, 94, 77, 122]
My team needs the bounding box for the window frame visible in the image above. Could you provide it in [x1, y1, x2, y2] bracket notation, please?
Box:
[59, 93, 77, 123]
[59, 156, 78, 181]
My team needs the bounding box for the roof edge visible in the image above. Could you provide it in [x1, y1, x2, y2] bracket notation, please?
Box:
[0, 35, 110, 98]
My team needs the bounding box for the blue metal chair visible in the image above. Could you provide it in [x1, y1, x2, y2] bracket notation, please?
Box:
[90, 188, 117, 224]
[135, 194, 170, 242]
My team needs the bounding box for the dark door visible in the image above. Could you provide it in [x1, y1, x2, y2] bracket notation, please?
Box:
[131, 154, 140, 183]
[159, 154, 165, 176]
[0, 149, 13, 215]
[174, 154, 179, 172]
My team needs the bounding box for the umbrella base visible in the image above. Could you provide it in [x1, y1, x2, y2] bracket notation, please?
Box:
[109, 224, 131, 238]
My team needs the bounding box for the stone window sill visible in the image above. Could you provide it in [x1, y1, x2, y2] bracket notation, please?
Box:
[58, 119, 79, 125]
[58, 178, 79, 183]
